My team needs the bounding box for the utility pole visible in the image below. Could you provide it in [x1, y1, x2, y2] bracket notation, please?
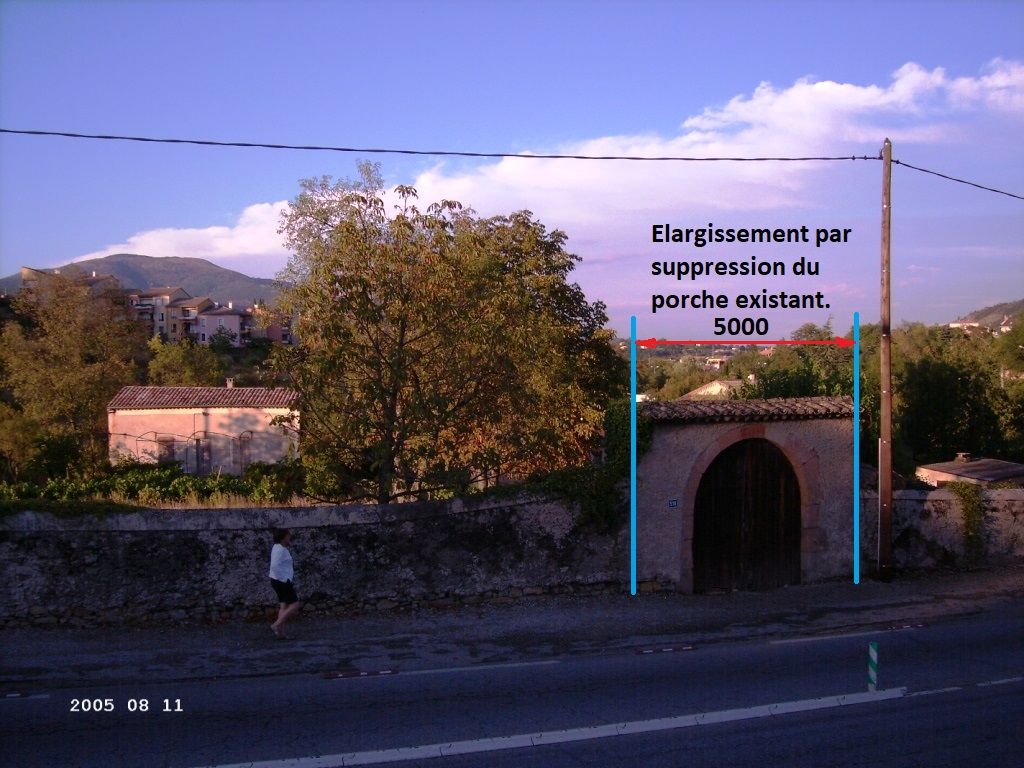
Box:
[878, 138, 893, 580]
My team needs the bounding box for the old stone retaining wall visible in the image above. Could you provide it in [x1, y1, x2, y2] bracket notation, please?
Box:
[0, 495, 626, 627]
[860, 489, 1024, 568]
[3, 488, 1021, 627]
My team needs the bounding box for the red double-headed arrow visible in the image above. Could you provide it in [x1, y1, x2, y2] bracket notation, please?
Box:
[636, 337, 855, 349]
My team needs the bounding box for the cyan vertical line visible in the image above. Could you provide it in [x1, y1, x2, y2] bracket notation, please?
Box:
[853, 311, 861, 584]
[630, 315, 638, 596]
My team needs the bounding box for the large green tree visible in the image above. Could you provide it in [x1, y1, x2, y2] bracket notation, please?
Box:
[0, 274, 148, 478]
[273, 164, 626, 503]
[147, 336, 225, 386]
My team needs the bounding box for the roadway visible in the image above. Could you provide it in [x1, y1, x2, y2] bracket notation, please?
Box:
[3, 603, 1022, 767]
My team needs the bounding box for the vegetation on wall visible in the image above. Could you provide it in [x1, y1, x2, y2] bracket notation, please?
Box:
[945, 481, 986, 567]
[0, 459, 305, 512]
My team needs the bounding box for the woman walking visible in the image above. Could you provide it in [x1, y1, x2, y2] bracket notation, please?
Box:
[268, 528, 300, 638]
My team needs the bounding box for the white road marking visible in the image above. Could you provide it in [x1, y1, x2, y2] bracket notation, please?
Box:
[194, 687, 906, 768]
[637, 645, 694, 655]
[0, 693, 50, 702]
[399, 660, 561, 677]
[768, 625, 921, 645]
[906, 687, 963, 697]
[976, 676, 1023, 687]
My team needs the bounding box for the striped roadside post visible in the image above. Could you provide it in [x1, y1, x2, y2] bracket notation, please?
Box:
[868, 642, 879, 691]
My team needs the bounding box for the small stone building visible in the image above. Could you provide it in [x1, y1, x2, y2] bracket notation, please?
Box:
[636, 396, 854, 593]
[915, 454, 1024, 487]
[108, 386, 298, 475]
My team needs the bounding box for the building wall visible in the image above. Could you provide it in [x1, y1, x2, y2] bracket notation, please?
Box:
[636, 418, 854, 591]
[108, 407, 298, 474]
[197, 313, 246, 346]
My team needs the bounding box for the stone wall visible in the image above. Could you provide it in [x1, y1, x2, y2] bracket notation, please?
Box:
[0, 495, 626, 627]
[4, 487, 1020, 627]
[860, 489, 1024, 569]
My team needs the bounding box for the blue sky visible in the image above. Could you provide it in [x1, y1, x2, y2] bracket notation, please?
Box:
[1, 0, 1021, 338]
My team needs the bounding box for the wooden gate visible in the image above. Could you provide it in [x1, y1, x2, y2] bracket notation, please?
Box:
[692, 438, 801, 592]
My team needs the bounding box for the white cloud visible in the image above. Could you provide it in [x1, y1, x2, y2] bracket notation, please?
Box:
[949, 58, 1024, 112]
[411, 59, 1023, 226]
[75, 201, 290, 277]
[70, 60, 1023, 334]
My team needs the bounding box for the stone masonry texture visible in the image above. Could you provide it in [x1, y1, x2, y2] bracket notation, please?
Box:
[2, 488, 1021, 627]
[0, 495, 626, 627]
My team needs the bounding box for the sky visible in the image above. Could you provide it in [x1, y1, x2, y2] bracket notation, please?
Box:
[1, 0, 1022, 339]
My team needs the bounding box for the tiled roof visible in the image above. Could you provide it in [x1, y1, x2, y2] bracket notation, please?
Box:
[643, 396, 854, 423]
[109, 386, 296, 410]
[167, 296, 212, 308]
[202, 306, 250, 316]
[132, 287, 188, 298]
[918, 457, 1024, 483]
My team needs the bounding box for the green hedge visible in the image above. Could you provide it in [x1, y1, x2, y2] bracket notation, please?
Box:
[0, 459, 305, 506]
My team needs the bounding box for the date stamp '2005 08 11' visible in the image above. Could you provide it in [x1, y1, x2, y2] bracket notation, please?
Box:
[69, 698, 184, 713]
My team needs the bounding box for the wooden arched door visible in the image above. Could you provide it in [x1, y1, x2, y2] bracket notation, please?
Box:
[693, 438, 801, 592]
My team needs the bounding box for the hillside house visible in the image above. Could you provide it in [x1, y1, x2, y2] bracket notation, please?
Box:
[197, 303, 252, 346]
[108, 385, 299, 475]
[166, 295, 215, 342]
[127, 287, 191, 338]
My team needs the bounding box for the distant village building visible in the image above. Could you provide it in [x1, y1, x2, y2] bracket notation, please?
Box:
[126, 287, 191, 339]
[19, 266, 121, 299]
[197, 302, 252, 346]
[166, 295, 215, 342]
[19, 266, 287, 348]
[108, 385, 299, 475]
[915, 453, 1024, 487]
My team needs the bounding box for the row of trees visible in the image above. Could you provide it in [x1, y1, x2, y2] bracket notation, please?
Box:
[0, 279, 276, 483]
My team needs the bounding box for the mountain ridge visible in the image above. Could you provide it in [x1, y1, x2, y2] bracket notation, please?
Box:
[0, 253, 279, 307]
[956, 298, 1024, 327]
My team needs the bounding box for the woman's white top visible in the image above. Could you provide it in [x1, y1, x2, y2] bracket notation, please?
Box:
[268, 543, 294, 582]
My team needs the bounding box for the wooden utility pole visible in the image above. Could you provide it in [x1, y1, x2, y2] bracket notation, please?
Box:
[878, 138, 893, 580]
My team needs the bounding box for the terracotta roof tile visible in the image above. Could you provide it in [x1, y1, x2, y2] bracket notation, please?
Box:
[108, 386, 296, 410]
[643, 395, 854, 423]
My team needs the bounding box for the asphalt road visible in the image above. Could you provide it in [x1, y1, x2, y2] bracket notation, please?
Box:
[4, 603, 1022, 768]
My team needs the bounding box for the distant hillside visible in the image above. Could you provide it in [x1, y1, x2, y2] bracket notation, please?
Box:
[957, 298, 1024, 327]
[0, 254, 279, 307]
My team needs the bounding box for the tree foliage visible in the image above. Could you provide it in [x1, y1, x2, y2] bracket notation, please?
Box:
[208, 326, 238, 354]
[734, 321, 851, 398]
[147, 336, 225, 386]
[272, 164, 626, 503]
[0, 275, 147, 479]
[997, 313, 1024, 372]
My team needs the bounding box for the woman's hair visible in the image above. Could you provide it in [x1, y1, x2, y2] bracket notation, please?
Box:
[273, 528, 290, 544]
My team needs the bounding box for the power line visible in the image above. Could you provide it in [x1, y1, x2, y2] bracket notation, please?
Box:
[2, 127, 1020, 200]
[891, 158, 1024, 201]
[0, 127, 874, 163]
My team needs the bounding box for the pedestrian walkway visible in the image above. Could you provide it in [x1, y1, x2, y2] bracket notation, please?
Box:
[3, 564, 1022, 688]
